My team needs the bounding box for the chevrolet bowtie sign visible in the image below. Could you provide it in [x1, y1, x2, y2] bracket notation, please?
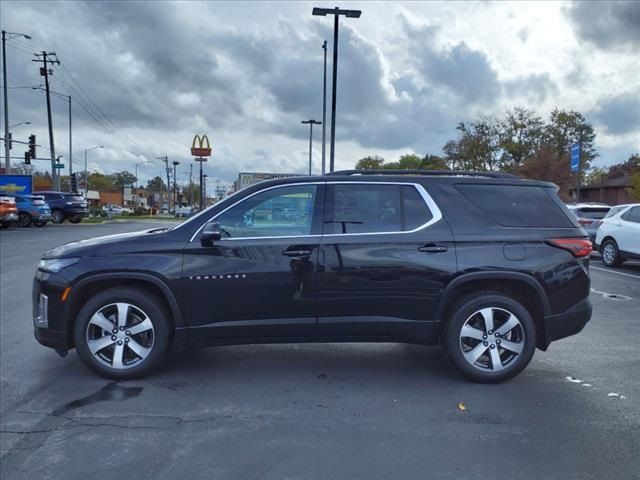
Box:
[191, 135, 212, 157]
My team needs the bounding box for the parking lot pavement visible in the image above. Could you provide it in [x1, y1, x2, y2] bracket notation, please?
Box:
[1, 223, 639, 480]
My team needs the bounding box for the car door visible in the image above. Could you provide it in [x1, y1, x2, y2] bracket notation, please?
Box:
[618, 206, 640, 255]
[316, 182, 456, 342]
[182, 183, 324, 341]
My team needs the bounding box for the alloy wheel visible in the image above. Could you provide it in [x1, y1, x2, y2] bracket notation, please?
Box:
[18, 213, 31, 227]
[85, 302, 155, 369]
[459, 307, 525, 372]
[602, 242, 616, 265]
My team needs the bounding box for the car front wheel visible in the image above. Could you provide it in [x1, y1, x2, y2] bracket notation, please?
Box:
[17, 213, 32, 228]
[73, 287, 171, 379]
[443, 293, 537, 383]
[601, 239, 623, 267]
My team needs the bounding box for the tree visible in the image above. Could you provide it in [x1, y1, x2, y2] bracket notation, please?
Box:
[499, 107, 543, 165]
[516, 146, 574, 201]
[607, 154, 639, 179]
[443, 119, 503, 171]
[420, 154, 448, 170]
[88, 173, 113, 191]
[110, 170, 137, 188]
[355, 155, 385, 169]
[542, 108, 597, 171]
[391, 154, 422, 170]
[146, 176, 167, 192]
[626, 172, 640, 201]
[584, 167, 607, 186]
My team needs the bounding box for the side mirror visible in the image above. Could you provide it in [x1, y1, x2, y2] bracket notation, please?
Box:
[200, 221, 222, 246]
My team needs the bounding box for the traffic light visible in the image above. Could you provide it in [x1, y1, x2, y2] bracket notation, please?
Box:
[28, 134, 36, 159]
[7, 132, 12, 150]
[70, 173, 77, 193]
[24, 151, 31, 165]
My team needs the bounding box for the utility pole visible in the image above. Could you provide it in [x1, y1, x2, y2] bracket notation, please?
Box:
[3, 30, 31, 172]
[157, 156, 170, 211]
[32, 51, 60, 189]
[312, 7, 361, 172]
[68, 95, 72, 180]
[302, 119, 321, 175]
[321, 40, 328, 174]
[172, 160, 180, 210]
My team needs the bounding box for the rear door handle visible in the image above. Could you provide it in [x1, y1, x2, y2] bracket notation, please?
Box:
[418, 243, 448, 253]
[281, 249, 313, 258]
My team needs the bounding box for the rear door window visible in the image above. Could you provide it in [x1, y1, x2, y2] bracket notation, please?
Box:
[622, 206, 640, 223]
[455, 184, 575, 228]
[325, 184, 433, 234]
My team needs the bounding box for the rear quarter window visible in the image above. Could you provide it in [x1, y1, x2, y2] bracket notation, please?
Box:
[455, 184, 575, 228]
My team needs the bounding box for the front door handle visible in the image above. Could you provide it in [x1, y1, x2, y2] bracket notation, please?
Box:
[418, 243, 448, 253]
[281, 249, 313, 258]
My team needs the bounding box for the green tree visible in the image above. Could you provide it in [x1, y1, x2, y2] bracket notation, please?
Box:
[626, 172, 640, 201]
[607, 153, 640, 178]
[542, 108, 597, 171]
[499, 107, 544, 165]
[355, 155, 385, 169]
[420, 154, 448, 170]
[146, 176, 167, 192]
[443, 119, 503, 171]
[110, 170, 137, 188]
[584, 167, 607, 186]
[393, 154, 422, 169]
[88, 173, 113, 191]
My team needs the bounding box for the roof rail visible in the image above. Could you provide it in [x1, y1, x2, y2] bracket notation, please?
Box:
[325, 169, 520, 179]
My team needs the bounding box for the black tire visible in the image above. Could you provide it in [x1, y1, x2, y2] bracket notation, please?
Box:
[34, 220, 47, 227]
[17, 212, 32, 228]
[601, 238, 623, 267]
[69, 216, 82, 224]
[51, 209, 64, 224]
[442, 292, 537, 383]
[73, 287, 172, 379]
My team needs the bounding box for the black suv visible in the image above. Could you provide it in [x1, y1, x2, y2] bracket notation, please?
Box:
[33, 171, 592, 382]
[39, 191, 89, 223]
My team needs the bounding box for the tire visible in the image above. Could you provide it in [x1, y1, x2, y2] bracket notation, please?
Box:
[17, 213, 32, 228]
[73, 287, 172, 379]
[442, 292, 537, 383]
[51, 209, 64, 224]
[34, 220, 47, 227]
[69, 216, 82, 224]
[601, 238, 623, 267]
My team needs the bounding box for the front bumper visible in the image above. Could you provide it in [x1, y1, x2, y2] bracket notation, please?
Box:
[540, 296, 592, 349]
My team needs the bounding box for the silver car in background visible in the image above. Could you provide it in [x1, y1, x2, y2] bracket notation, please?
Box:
[566, 203, 611, 244]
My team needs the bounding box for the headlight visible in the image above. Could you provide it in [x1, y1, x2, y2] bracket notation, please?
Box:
[38, 258, 80, 273]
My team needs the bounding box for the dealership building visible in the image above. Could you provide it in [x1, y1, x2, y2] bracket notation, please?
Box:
[233, 172, 301, 191]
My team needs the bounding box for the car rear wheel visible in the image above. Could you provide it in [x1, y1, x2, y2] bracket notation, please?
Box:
[51, 209, 64, 223]
[17, 213, 32, 228]
[69, 216, 82, 224]
[601, 239, 623, 267]
[443, 292, 536, 383]
[74, 288, 171, 379]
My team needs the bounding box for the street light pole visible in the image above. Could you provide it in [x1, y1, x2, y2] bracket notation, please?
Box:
[172, 160, 180, 210]
[203, 173, 208, 207]
[2, 30, 31, 172]
[302, 120, 321, 175]
[321, 40, 328, 175]
[312, 7, 361, 173]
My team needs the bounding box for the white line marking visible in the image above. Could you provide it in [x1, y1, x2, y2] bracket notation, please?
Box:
[591, 266, 640, 280]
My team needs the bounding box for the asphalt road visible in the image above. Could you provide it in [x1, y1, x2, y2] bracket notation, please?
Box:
[1, 222, 639, 480]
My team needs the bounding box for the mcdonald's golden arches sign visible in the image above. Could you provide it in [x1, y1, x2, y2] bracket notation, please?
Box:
[191, 135, 212, 157]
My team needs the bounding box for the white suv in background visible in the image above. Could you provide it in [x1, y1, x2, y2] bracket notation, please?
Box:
[595, 203, 640, 267]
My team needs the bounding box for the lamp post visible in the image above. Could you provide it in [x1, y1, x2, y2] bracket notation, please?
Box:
[3, 30, 31, 172]
[84, 145, 103, 196]
[321, 40, 328, 174]
[172, 160, 180, 211]
[312, 7, 361, 173]
[301, 120, 321, 175]
[203, 173, 208, 207]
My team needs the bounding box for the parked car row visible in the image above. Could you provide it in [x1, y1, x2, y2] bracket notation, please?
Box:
[0, 191, 89, 228]
[566, 202, 640, 267]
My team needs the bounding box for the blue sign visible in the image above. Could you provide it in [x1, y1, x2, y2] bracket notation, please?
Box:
[570, 143, 580, 173]
[0, 174, 33, 195]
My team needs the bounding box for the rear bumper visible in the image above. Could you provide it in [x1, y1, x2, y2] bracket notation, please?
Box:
[540, 296, 592, 349]
[0, 212, 18, 222]
[65, 209, 89, 218]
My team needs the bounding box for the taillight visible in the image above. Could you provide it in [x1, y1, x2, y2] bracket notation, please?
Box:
[577, 218, 593, 226]
[546, 238, 593, 258]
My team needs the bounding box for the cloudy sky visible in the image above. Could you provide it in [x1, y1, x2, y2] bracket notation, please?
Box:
[2, 1, 639, 186]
